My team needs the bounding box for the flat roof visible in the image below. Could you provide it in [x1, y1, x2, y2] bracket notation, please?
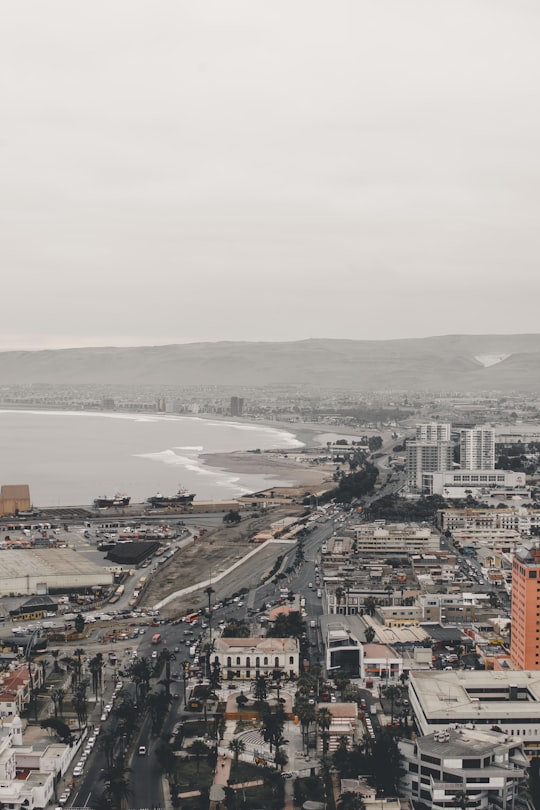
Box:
[0, 548, 112, 579]
[410, 670, 540, 722]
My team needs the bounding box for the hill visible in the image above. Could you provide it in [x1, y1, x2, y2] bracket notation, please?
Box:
[1, 335, 540, 391]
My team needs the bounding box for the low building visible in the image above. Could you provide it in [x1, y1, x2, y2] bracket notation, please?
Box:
[213, 637, 299, 681]
[0, 548, 114, 595]
[352, 523, 441, 556]
[409, 669, 540, 758]
[363, 643, 403, 681]
[399, 726, 528, 810]
[317, 702, 360, 751]
[0, 664, 44, 717]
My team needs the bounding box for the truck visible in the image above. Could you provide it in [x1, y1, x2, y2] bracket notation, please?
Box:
[310, 620, 316, 628]
[317, 589, 322, 598]
[151, 633, 161, 645]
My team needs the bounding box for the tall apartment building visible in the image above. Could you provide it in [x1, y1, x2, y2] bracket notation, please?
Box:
[406, 439, 453, 491]
[415, 422, 451, 442]
[510, 544, 540, 670]
[230, 396, 244, 417]
[460, 426, 495, 470]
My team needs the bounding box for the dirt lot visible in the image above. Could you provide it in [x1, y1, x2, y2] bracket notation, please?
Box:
[142, 504, 305, 617]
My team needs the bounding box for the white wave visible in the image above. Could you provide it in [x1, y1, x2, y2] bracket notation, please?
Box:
[175, 445, 204, 452]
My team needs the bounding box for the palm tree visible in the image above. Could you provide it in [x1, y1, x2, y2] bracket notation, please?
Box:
[364, 626, 376, 644]
[73, 647, 85, 685]
[50, 649, 60, 672]
[50, 688, 64, 718]
[158, 648, 177, 696]
[101, 759, 132, 809]
[363, 596, 379, 617]
[228, 737, 246, 764]
[317, 707, 332, 759]
[336, 587, 345, 608]
[384, 685, 401, 725]
[130, 656, 152, 702]
[338, 791, 366, 810]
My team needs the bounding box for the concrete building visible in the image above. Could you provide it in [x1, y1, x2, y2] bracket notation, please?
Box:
[406, 439, 453, 491]
[409, 669, 540, 758]
[399, 726, 528, 810]
[230, 396, 244, 417]
[423, 469, 525, 497]
[352, 523, 441, 556]
[0, 548, 114, 596]
[0, 664, 44, 717]
[510, 543, 540, 670]
[437, 507, 540, 534]
[460, 426, 495, 470]
[415, 423, 451, 442]
[213, 636, 299, 681]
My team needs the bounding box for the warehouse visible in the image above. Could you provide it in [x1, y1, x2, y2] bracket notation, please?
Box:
[0, 548, 114, 596]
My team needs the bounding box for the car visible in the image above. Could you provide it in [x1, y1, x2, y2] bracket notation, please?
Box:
[100, 712, 108, 721]
[308, 582, 313, 588]
[151, 650, 158, 659]
[174, 646, 180, 652]
[138, 745, 147, 756]
[73, 766, 83, 777]
[172, 693, 180, 699]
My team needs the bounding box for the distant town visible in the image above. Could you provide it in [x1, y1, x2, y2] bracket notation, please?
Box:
[2, 387, 540, 810]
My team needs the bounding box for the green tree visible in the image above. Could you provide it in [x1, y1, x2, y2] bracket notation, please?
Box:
[74, 613, 85, 635]
[228, 737, 246, 764]
[338, 791, 366, 810]
[188, 739, 209, 773]
[223, 510, 241, 525]
[364, 626, 376, 644]
[363, 597, 378, 617]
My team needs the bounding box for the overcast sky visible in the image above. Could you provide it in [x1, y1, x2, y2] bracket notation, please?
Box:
[2, 1, 540, 349]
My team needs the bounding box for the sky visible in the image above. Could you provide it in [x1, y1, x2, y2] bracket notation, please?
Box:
[1, 0, 540, 350]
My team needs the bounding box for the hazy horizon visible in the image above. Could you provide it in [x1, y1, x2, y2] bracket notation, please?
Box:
[2, 1, 540, 350]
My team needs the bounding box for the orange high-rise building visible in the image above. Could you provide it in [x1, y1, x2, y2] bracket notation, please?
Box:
[511, 545, 540, 669]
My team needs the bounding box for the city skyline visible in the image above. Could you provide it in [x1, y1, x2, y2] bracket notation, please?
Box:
[2, 1, 540, 350]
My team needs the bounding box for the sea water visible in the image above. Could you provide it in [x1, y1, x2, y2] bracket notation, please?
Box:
[0, 410, 304, 507]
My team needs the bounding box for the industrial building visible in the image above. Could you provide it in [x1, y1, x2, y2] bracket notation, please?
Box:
[0, 548, 114, 596]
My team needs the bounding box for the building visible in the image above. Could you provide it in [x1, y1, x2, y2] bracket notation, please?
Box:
[422, 468, 525, 497]
[415, 423, 451, 442]
[213, 636, 299, 681]
[0, 548, 114, 596]
[323, 620, 364, 678]
[460, 426, 495, 470]
[406, 439, 453, 491]
[0, 485, 31, 517]
[510, 543, 540, 670]
[408, 669, 540, 757]
[437, 506, 540, 534]
[0, 664, 44, 717]
[399, 726, 527, 810]
[230, 396, 244, 417]
[352, 523, 441, 556]
[316, 702, 361, 751]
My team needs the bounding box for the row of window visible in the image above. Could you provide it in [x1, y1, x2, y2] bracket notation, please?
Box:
[223, 656, 294, 667]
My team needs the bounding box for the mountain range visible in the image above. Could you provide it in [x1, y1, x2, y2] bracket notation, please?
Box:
[1, 334, 540, 392]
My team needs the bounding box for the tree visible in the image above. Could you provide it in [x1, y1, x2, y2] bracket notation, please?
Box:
[363, 597, 379, 617]
[228, 737, 246, 764]
[155, 741, 176, 781]
[73, 647, 85, 685]
[74, 613, 85, 635]
[72, 683, 88, 728]
[383, 685, 401, 725]
[40, 718, 71, 743]
[253, 675, 268, 703]
[338, 791, 366, 810]
[223, 510, 241, 525]
[364, 626, 376, 644]
[158, 648, 177, 696]
[101, 759, 132, 810]
[50, 688, 65, 718]
[50, 649, 60, 672]
[188, 739, 209, 773]
[262, 704, 286, 753]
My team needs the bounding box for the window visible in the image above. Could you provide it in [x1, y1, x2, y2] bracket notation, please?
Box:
[289, 656, 294, 665]
[275, 657, 279, 667]
[236, 657, 241, 666]
[227, 657, 232, 668]
[246, 657, 251, 668]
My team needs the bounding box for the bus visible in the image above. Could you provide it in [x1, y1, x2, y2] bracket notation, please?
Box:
[151, 633, 161, 645]
[183, 612, 199, 624]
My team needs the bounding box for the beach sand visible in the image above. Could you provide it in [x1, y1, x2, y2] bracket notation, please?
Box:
[200, 448, 334, 489]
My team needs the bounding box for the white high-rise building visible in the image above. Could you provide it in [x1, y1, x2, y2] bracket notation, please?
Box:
[406, 438, 453, 491]
[460, 426, 495, 470]
[415, 422, 451, 442]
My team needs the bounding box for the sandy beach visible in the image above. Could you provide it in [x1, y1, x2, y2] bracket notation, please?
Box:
[198, 417, 366, 491]
[200, 448, 335, 489]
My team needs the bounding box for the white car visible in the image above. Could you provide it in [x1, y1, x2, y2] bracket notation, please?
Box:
[73, 766, 83, 777]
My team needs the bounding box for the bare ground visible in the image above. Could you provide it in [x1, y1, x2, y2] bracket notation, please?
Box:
[142, 505, 305, 617]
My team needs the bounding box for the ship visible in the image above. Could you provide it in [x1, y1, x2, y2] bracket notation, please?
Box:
[93, 494, 131, 509]
[146, 486, 195, 509]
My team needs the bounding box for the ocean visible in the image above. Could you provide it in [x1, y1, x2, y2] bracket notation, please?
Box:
[0, 410, 304, 508]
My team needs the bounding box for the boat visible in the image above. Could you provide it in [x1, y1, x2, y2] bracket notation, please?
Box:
[93, 494, 131, 509]
[146, 486, 195, 509]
